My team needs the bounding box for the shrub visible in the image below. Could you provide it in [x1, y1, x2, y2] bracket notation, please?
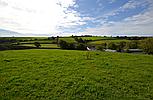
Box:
[107, 42, 117, 50]
[117, 41, 126, 52]
[101, 43, 107, 49]
[74, 37, 85, 43]
[96, 45, 104, 51]
[125, 41, 139, 49]
[34, 42, 41, 48]
[76, 43, 86, 50]
[59, 40, 68, 49]
[59, 40, 87, 50]
[59, 40, 75, 50]
[141, 38, 153, 54]
[67, 43, 76, 50]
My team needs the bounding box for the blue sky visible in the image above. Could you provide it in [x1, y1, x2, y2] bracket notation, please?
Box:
[0, 0, 153, 36]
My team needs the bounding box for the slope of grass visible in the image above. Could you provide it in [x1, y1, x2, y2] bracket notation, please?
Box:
[19, 44, 59, 48]
[81, 36, 116, 40]
[0, 49, 153, 100]
[89, 39, 130, 45]
[59, 37, 76, 43]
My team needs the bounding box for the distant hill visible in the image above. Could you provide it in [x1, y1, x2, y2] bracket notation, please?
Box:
[0, 29, 23, 37]
[0, 29, 52, 37]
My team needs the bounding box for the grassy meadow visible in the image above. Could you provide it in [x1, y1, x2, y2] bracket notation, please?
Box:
[0, 49, 153, 100]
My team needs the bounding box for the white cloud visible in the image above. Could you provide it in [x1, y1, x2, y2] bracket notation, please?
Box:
[0, 0, 8, 7]
[81, 0, 153, 36]
[100, 0, 148, 19]
[121, 0, 148, 11]
[0, 0, 89, 35]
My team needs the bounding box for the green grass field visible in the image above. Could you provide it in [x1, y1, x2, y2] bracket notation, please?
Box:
[0, 49, 153, 100]
[81, 36, 116, 41]
[59, 37, 76, 43]
[89, 40, 130, 45]
[19, 44, 59, 48]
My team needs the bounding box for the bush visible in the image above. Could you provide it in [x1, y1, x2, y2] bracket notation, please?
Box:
[59, 40, 87, 50]
[74, 37, 85, 43]
[67, 43, 75, 50]
[101, 43, 107, 49]
[125, 41, 138, 49]
[117, 41, 126, 52]
[59, 40, 75, 50]
[107, 42, 117, 50]
[59, 40, 68, 49]
[96, 45, 104, 51]
[141, 38, 153, 54]
[34, 42, 41, 48]
[76, 43, 86, 50]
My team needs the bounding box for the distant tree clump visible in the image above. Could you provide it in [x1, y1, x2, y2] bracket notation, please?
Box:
[59, 40, 86, 50]
[125, 41, 139, 49]
[117, 41, 126, 52]
[34, 42, 41, 48]
[59, 40, 68, 49]
[76, 43, 86, 50]
[107, 42, 117, 50]
[141, 38, 153, 54]
[102, 43, 107, 49]
[59, 40, 75, 50]
[96, 45, 104, 51]
[74, 37, 85, 43]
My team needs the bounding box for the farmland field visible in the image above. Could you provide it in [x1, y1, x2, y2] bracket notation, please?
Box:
[19, 44, 59, 49]
[89, 40, 130, 45]
[0, 49, 153, 100]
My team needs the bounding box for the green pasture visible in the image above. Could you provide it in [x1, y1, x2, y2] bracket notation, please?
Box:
[59, 37, 76, 43]
[88, 40, 130, 45]
[0, 49, 153, 100]
[19, 44, 59, 48]
[81, 36, 116, 40]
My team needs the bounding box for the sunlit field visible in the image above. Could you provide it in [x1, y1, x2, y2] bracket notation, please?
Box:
[0, 49, 153, 100]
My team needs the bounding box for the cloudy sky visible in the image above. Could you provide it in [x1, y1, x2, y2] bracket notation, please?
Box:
[0, 0, 153, 36]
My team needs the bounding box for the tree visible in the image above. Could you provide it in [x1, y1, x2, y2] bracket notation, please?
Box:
[141, 38, 153, 54]
[34, 42, 41, 48]
[74, 37, 85, 43]
[59, 40, 75, 50]
[102, 43, 107, 49]
[117, 41, 126, 52]
[76, 43, 86, 50]
[56, 36, 59, 46]
[107, 42, 117, 50]
[59, 40, 68, 49]
[96, 45, 104, 51]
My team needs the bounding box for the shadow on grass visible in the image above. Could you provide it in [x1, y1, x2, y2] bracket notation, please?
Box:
[0, 45, 60, 51]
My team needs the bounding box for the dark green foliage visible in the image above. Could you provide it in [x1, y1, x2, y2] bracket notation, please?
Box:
[103, 43, 107, 49]
[59, 40, 86, 50]
[96, 45, 104, 51]
[76, 43, 86, 50]
[56, 36, 59, 44]
[119, 41, 126, 49]
[0, 43, 34, 50]
[34, 42, 41, 48]
[117, 41, 126, 52]
[125, 41, 138, 49]
[48, 37, 56, 40]
[59, 40, 75, 50]
[68, 43, 76, 50]
[74, 37, 85, 43]
[141, 38, 153, 54]
[107, 42, 117, 50]
[59, 40, 68, 49]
